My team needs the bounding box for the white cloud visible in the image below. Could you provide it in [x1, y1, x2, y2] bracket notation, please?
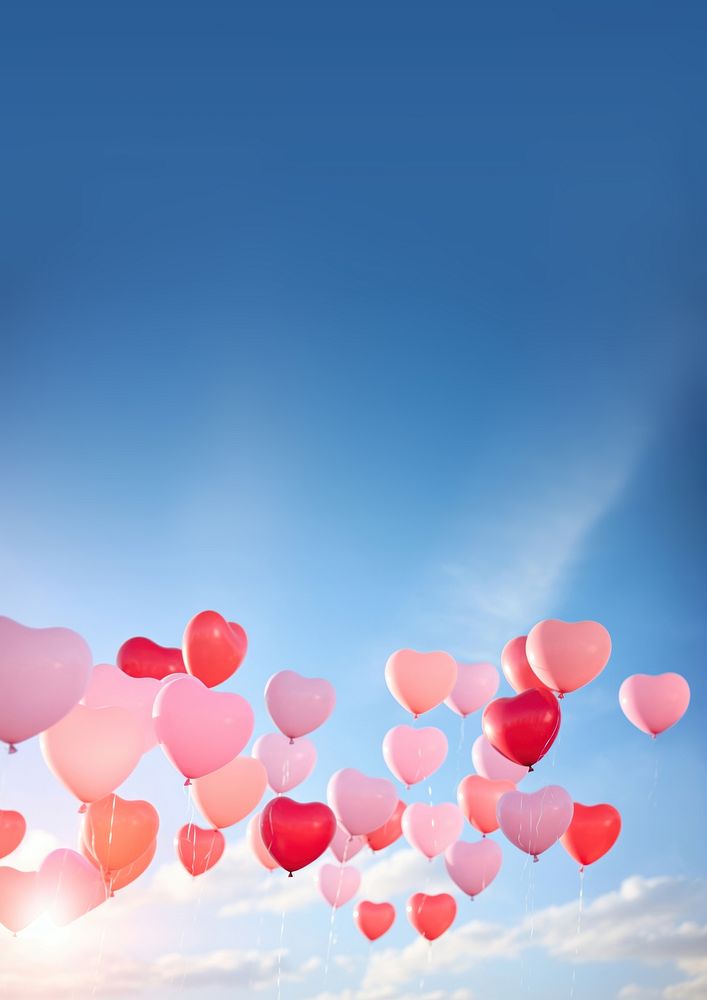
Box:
[2, 828, 60, 871]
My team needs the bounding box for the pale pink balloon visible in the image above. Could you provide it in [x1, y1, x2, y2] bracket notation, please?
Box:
[330, 823, 366, 863]
[444, 839, 502, 898]
[619, 673, 690, 737]
[153, 675, 254, 780]
[316, 863, 361, 908]
[39, 848, 106, 926]
[445, 662, 500, 717]
[384, 649, 458, 718]
[264, 670, 335, 741]
[82, 663, 160, 752]
[402, 803, 464, 859]
[382, 725, 448, 788]
[191, 755, 267, 828]
[471, 735, 529, 783]
[0, 867, 44, 933]
[40, 704, 143, 805]
[0, 616, 92, 751]
[247, 813, 278, 871]
[526, 620, 611, 695]
[252, 732, 317, 793]
[327, 768, 398, 836]
[497, 786, 574, 861]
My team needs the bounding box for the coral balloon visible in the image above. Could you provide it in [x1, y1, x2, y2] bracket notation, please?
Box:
[327, 768, 397, 837]
[82, 794, 159, 872]
[260, 797, 336, 876]
[175, 824, 225, 876]
[264, 671, 336, 741]
[252, 733, 317, 793]
[316, 863, 361, 907]
[247, 813, 278, 871]
[382, 725, 448, 787]
[526, 619, 611, 695]
[183, 611, 248, 688]
[402, 803, 464, 859]
[384, 649, 458, 718]
[457, 775, 515, 835]
[330, 823, 366, 864]
[500, 636, 553, 694]
[445, 661, 500, 717]
[482, 688, 560, 768]
[0, 868, 44, 933]
[107, 839, 157, 891]
[444, 839, 503, 898]
[619, 673, 690, 737]
[407, 892, 456, 941]
[0, 810, 26, 859]
[0, 616, 92, 751]
[39, 849, 106, 925]
[497, 785, 574, 861]
[354, 900, 395, 941]
[560, 802, 622, 869]
[82, 663, 160, 752]
[117, 637, 186, 680]
[471, 735, 529, 783]
[367, 800, 406, 852]
[190, 755, 267, 829]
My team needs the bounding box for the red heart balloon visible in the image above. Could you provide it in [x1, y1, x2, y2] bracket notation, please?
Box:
[117, 637, 186, 680]
[406, 892, 456, 941]
[260, 797, 336, 876]
[175, 824, 225, 876]
[0, 868, 44, 933]
[560, 802, 621, 869]
[183, 611, 248, 688]
[482, 688, 560, 768]
[501, 636, 553, 695]
[456, 775, 515, 835]
[354, 900, 396, 941]
[367, 799, 406, 852]
[0, 810, 26, 860]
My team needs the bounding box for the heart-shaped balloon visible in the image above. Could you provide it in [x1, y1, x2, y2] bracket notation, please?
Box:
[445, 662, 500, 717]
[247, 813, 278, 871]
[316, 863, 361, 908]
[175, 824, 225, 876]
[457, 775, 516, 835]
[500, 636, 553, 694]
[82, 663, 160, 752]
[402, 803, 464, 859]
[382, 725, 448, 787]
[619, 673, 690, 737]
[366, 800, 406, 852]
[354, 900, 396, 941]
[39, 848, 106, 925]
[384, 649, 458, 718]
[252, 732, 317, 793]
[0, 616, 92, 751]
[560, 802, 622, 869]
[191, 755, 267, 829]
[0, 867, 44, 933]
[82, 794, 159, 872]
[153, 675, 254, 780]
[526, 620, 611, 695]
[497, 785, 574, 861]
[482, 688, 560, 767]
[264, 671, 336, 741]
[108, 839, 156, 892]
[117, 637, 186, 680]
[406, 892, 456, 940]
[471, 735, 529, 784]
[327, 769, 398, 837]
[260, 797, 336, 876]
[40, 703, 144, 805]
[0, 810, 26, 860]
[444, 838, 503, 898]
[182, 611, 248, 688]
[330, 823, 366, 864]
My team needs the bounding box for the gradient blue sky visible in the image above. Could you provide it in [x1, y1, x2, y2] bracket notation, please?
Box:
[1, 3, 706, 999]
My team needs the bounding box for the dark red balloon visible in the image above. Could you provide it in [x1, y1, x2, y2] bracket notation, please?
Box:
[367, 799, 406, 852]
[560, 802, 621, 868]
[354, 900, 396, 941]
[260, 797, 336, 876]
[182, 611, 248, 688]
[407, 892, 456, 941]
[482, 687, 560, 768]
[117, 637, 186, 680]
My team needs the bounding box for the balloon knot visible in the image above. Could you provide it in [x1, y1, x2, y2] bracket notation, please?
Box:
[651, 733, 657, 740]
[110, 890, 115, 898]
[528, 765, 534, 773]
[7, 743, 17, 755]
[288, 871, 293, 878]
[533, 854, 539, 863]
[579, 865, 585, 874]
[557, 692, 564, 700]
[184, 778, 192, 786]
[289, 738, 295, 745]
[78, 803, 87, 814]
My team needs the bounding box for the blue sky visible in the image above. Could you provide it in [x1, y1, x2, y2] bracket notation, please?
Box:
[1, 2, 706, 998]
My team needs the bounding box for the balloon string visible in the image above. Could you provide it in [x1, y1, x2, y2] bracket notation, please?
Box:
[323, 867, 343, 983]
[570, 867, 585, 1000]
[648, 738, 659, 807]
[276, 904, 287, 1000]
[419, 940, 432, 993]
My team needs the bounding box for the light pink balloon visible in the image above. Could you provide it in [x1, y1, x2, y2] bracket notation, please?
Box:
[384, 649, 458, 718]
[402, 803, 464, 859]
[264, 670, 335, 741]
[444, 839, 502, 898]
[0, 616, 92, 751]
[382, 725, 448, 788]
[153, 675, 254, 781]
[82, 664, 160, 752]
[40, 704, 143, 805]
[327, 768, 397, 836]
[191, 756, 267, 828]
[471, 735, 529, 783]
[526, 620, 611, 695]
[247, 813, 278, 871]
[252, 732, 317, 793]
[316, 863, 361, 908]
[39, 848, 106, 926]
[330, 823, 366, 863]
[497, 786, 574, 861]
[445, 662, 500, 718]
[619, 673, 690, 737]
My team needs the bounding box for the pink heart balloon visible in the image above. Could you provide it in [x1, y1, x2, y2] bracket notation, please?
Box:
[385, 649, 458, 718]
[619, 673, 690, 737]
[40, 703, 143, 806]
[264, 671, 335, 741]
[526, 620, 611, 695]
[39, 848, 106, 926]
[327, 768, 397, 836]
[252, 732, 317, 793]
[0, 868, 44, 933]
[316, 863, 361, 908]
[0, 616, 92, 751]
[330, 823, 366, 863]
[247, 813, 278, 871]
[497, 785, 574, 861]
[471, 735, 529, 784]
[445, 662, 500, 717]
[402, 803, 464, 859]
[382, 725, 448, 788]
[444, 839, 502, 898]
[153, 675, 254, 781]
[191, 755, 267, 829]
[82, 663, 160, 752]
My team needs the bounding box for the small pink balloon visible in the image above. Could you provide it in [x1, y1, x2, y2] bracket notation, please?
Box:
[327, 768, 398, 837]
[330, 823, 366, 864]
[264, 670, 335, 741]
[247, 813, 278, 871]
[191, 755, 267, 829]
[445, 662, 500, 717]
[444, 839, 502, 898]
[402, 803, 464, 859]
[384, 649, 458, 718]
[252, 732, 317, 793]
[526, 620, 611, 695]
[82, 663, 160, 752]
[619, 673, 690, 737]
[497, 786, 574, 861]
[382, 725, 448, 787]
[471, 735, 529, 783]
[39, 848, 106, 926]
[0, 867, 44, 933]
[316, 863, 361, 908]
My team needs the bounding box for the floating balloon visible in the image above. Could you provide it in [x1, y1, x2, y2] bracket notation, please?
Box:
[354, 900, 395, 941]
[402, 803, 464, 859]
[444, 839, 503, 898]
[526, 619, 611, 695]
[264, 670, 336, 742]
[384, 649, 458, 718]
[0, 868, 43, 933]
[445, 661, 500, 717]
[482, 687, 560, 768]
[382, 725, 448, 787]
[260, 797, 336, 876]
[560, 802, 621, 869]
[82, 794, 159, 872]
[175, 824, 225, 876]
[316, 863, 361, 907]
[407, 892, 456, 940]
[497, 785, 574, 861]
[330, 823, 366, 864]
[457, 775, 515, 835]
[327, 769, 397, 837]
[105, 839, 156, 892]
[0, 810, 26, 859]
[39, 849, 106, 925]
[367, 800, 406, 852]
[619, 673, 690, 737]
[182, 611, 248, 688]
[471, 735, 529, 784]
[117, 637, 186, 680]
[252, 733, 317, 793]
[0, 616, 92, 752]
[500, 636, 553, 694]
[82, 663, 160, 752]
[190, 755, 267, 829]
[247, 813, 278, 871]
